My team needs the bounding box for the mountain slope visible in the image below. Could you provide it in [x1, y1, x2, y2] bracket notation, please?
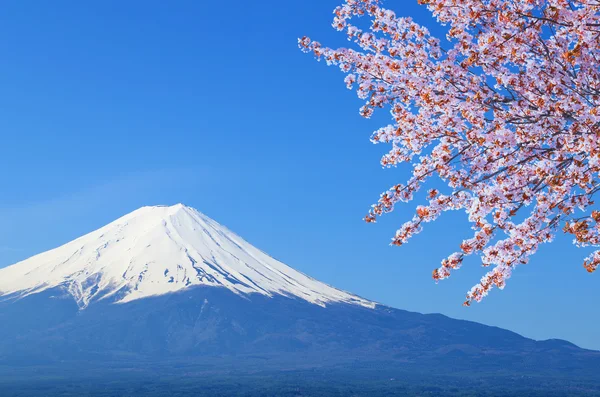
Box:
[0, 284, 598, 378]
[0, 204, 373, 309]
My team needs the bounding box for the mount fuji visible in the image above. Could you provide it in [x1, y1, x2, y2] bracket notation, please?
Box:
[0, 204, 598, 393]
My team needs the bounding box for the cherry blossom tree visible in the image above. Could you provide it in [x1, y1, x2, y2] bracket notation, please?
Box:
[300, 0, 600, 304]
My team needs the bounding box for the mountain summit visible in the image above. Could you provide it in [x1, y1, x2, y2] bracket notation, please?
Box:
[0, 204, 374, 309]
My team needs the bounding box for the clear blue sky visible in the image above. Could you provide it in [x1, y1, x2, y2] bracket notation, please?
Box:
[0, 0, 598, 350]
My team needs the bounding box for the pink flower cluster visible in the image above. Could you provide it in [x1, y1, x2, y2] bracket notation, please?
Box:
[300, 0, 600, 304]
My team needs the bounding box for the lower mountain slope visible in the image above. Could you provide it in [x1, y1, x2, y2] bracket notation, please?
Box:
[0, 284, 598, 379]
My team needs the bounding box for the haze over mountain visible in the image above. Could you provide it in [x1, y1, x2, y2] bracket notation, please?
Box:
[0, 205, 598, 394]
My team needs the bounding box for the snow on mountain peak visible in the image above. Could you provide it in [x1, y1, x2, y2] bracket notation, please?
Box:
[0, 204, 375, 309]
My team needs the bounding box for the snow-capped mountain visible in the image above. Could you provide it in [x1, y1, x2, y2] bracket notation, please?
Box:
[0, 204, 374, 309]
[0, 204, 598, 388]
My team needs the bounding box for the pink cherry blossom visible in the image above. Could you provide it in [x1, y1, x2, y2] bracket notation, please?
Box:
[300, 0, 600, 304]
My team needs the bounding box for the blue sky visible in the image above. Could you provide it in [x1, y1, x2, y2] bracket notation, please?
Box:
[0, 0, 598, 350]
